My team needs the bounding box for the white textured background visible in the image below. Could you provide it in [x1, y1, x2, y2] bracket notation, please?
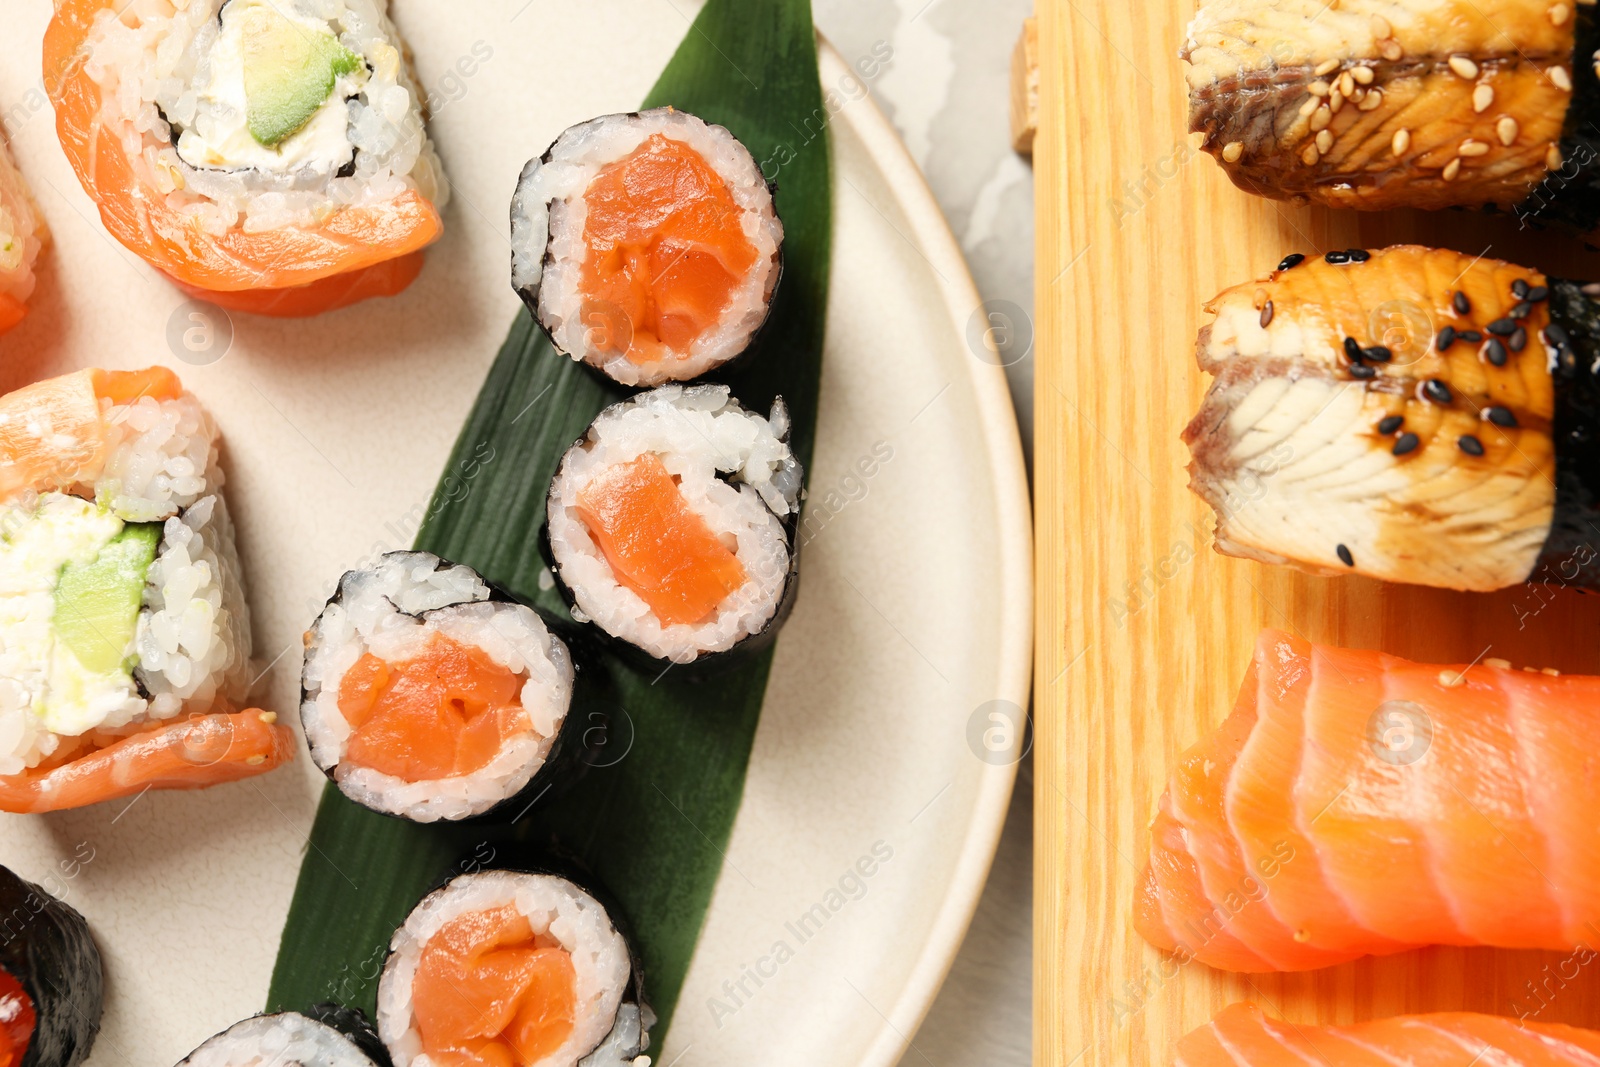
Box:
[812, 4, 1034, 1066]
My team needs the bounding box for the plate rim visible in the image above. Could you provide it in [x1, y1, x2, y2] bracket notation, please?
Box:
[810, 37, 1036, 1067]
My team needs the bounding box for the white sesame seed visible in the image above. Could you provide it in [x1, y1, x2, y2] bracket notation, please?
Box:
[1329, 88, 1345, 112]
[1552, 2, 1572, 23]
[1314, 58, 1340, 76]
[1448, 55, 1480, 79]
[1392, 128, 1411, 155]
[1351, 65, 1375, 85]
[1443, 157, 1463, 181]
[1358, 87, 1384, 110]
[1299, 96, 1320, 117]
[1458, 139, 1490, 156]
[1551, 65, 1572, 91]
[1379, 38, 1403, 61]
[1439, 669, 1466, 687]
[1473, 83, 1494, 112]
[1485, 657, 1512, 669]
[1498, 115, 1519, 145]
[1308, 79, 1331, 96]
[1222, 140, 1244, 162]
[1301, 142, 1321, 165]
[1548, 143, 1564, 169]
[1316, 128, 1334, 153]
[1370, 13, 1392, 37]
[1543, 667, 1563, 676]
[1310, 105, 1333, 131]
[1339, 70, 1356, 96]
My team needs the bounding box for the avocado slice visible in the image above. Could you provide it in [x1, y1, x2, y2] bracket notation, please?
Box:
[53, 523, 160, 676]
[240, 3, 363, 148]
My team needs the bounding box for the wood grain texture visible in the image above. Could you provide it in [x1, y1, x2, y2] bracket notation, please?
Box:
[1033, 0, 1600, 1063]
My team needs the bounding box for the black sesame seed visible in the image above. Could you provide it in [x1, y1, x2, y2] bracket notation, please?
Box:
[1393, 432, 1421, 456]
[1363, 345, 1394, 362]
[1277, 253, 1306, 271]
[1377, 414, 1405, 434]
[1336, 543, 1355, 567]
[1422, 378, 1454, 404]
[1513, 278, 1530, 298]
[1437, 326, 1457, 351]
[1527, 285, 1549, 302]
[1343, 336, 1364, 361]
[1509, 326, 1527, 352]
[1260, 300, 1274, 328]
[1349, 364, 1379, 380]
[1453, 291, 1472, 315]
[1347, 248, 1372, 262]
[1510, 301, 1533, 320]
[1458, 330, 1483, 343]
[1484, 338, 1508, 366]
[1486, 406, 1518, 428]
[1325, 250, 1352, 264]
[1459, 434, 1486, 456]
[1487, 318, 1518, 336]
[1546, 323, 1570, 346]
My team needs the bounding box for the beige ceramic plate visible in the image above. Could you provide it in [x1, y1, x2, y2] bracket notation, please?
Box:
[0, 6, 1031, 1065]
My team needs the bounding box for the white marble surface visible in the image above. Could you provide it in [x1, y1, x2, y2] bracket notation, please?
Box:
[812, 4, 1035, 1065]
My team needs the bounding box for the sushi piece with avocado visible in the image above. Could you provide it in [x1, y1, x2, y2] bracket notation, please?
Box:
[0, 367, 292, 814]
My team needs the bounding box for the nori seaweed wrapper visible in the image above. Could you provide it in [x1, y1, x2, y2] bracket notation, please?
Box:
[0, 866, 102, 1067]
[305, 1004, 392, 1067]
[1533, 279, 1600, 586]
[1514, 4, 1600, 231]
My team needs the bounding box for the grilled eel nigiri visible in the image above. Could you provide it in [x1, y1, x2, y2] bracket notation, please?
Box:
[1184, 0, 1599, 221]
[1184, 244, 1600, 592]
[1136, 630, 1600, 972]
[1178, 1004, 1600, 1064]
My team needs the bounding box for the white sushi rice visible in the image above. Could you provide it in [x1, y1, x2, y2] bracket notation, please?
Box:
[512, 108, 782, 386]
[378, 871, 646, 1067]
[547, 385, 799, 663]
[99, 391, 220, 522]
[178, 1012, 377, 1067]
[82, 0, 447, 236]
[0, 140, 48, 312]
[301, 551, 574, 822]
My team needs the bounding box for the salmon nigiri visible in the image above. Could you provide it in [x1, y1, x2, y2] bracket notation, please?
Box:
[1177, 1003, 1600, 1065]
[0, 367, 291, 813]
[43, 0, 448, 317]
[1136, 629, 1600, 971]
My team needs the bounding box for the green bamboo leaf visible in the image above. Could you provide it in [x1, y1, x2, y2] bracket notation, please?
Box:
[266, 0, 830, 1043]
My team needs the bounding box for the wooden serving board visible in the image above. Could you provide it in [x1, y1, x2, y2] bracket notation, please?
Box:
[1033, 0, 1600, 1063]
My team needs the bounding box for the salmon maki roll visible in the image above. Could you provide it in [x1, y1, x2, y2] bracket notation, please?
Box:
[0, 367, 291, 813]
[300, 551, 582, 823]
[0, 140, 48, 337]
[376, 869, 651, 1067]
[512, 109, 783, 386]
[1185, 0, 1595, 222]
[1177, 1003, 1600, 1065]
[0, 865, 103, 1067]
[1184, 244, 1600, 592]
[1136, 630, 1600, 972]
[43, 0, 447, 317]
[175, 1010, 388, 1067]
[545, 384, 802, 665]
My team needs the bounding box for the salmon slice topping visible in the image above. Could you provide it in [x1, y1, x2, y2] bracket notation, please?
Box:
[0, 967, 33, 1067]
[337, 635, 527, 782]
[579, 133, 758, 365]
[575, 453, 747, 626]
[413, 905, 577, 1067]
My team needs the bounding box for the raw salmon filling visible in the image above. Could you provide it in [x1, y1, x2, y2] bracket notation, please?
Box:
[0, 967, 34, 1067]
[413, 906, 578, 1067]
[578, 134, 758, 366]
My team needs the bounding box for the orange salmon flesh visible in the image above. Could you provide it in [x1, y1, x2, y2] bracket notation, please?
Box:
[579, 134, 758, 366]
[575, 453, 747, 626]
[413, 905, 577, 1067]
[337, 636, 529, 782]
[0, 967, 33, 1067]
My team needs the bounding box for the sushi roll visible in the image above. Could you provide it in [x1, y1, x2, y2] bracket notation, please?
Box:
[1184, 244, 1600, 593]
[1182, 1003, 1600, 1064]
[511, 108, 784, 386]
[0, 864, 103, 1067]
[0, 139, 48, 337]
[43, 0, 447, 317]
[175, 1010, 387, 1067]
[301, 551, 580, 823]
[1138, 630, 1600, 972]
[0, 367, 291, 813]
[1184, 0, 1599, 223]
[376, 869, 651, 1067]
[545, 384, 802, 665]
